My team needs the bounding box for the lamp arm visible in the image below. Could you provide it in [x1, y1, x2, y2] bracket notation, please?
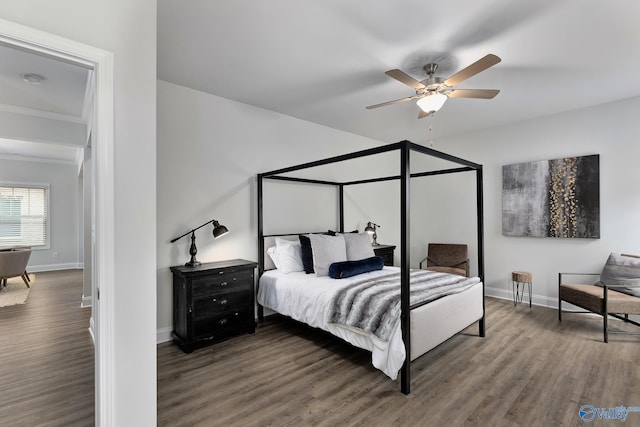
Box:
[170, 219, 216, 243]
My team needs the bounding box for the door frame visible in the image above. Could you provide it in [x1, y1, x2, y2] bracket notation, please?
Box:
[0, 18, 115, 426]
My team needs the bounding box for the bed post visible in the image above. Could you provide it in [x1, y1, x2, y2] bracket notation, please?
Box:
[400, 142, 411, 395]
[476, 167, 485, 337]
[339, 184, 345, 232]
[257, 173, 265, 321]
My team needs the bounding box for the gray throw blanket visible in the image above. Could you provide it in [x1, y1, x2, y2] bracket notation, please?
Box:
[328, 270, 480, 342]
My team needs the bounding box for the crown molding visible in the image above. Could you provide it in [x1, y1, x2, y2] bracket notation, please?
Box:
[0, 153, 76, 165]
[0, 103, 85, 124]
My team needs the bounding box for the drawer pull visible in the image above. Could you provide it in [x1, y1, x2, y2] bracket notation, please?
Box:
[219, 281, 228, 287]
[211, 298, 228, 305]
[218, 318, 228, 326]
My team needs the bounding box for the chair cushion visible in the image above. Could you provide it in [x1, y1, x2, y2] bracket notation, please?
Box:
[598, 253, 640, 297]
[426, 266, 466, 277]
[560, 283, 640, 315]
[427, 243, 468, 267]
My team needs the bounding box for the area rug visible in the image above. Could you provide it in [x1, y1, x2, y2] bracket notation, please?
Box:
[0, 275, 35, 307]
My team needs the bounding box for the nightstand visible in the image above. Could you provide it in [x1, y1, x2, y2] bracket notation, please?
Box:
[373, 244, 396, 266]
[170, 259, 257, 353]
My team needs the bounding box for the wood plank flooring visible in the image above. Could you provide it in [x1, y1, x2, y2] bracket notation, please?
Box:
[0, 270, 94, 427]
[157, 298, 640, 427]
[4, 270, 635, 426]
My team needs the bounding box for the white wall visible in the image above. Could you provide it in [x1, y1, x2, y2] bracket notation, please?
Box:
[158, 81, 639, 341]
[156, 80, 387, 337]
[82, 146, 92, 304]
[424, 96, 640, 306]
[0, 3, 157, 425]
[0, 158, 79, 270]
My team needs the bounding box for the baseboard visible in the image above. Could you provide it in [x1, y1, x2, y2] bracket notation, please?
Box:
[28, 262, 82, 273]
[485, 286, 557, 309]
[81, 294, 92, 308]
[157, 327, 173, 344]
[485, 286, 640, 322]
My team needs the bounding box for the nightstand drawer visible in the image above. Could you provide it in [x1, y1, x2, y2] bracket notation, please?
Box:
[192, 270, 253, 297]
[193, 310, 250, 339]
[193, 289, 251, 315]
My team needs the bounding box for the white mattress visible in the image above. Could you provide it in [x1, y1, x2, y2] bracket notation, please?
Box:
[257, 267, 484, 380]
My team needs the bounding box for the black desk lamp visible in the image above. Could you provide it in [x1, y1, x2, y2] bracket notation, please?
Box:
[170, 219, 229, 267]
[364, 221, 380, 246]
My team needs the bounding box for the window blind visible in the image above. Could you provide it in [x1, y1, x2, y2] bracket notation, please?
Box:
[0, 184, 49, 248]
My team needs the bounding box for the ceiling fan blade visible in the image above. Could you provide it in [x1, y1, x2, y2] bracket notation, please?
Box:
[385, 69, 425, 89]
[417, 109, 430, 119]
[366, 95, 420, 109]
[448, 89, 500, 99]
[444, 54, 501, 87]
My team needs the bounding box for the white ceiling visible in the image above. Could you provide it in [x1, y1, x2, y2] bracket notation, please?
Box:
[157, 0, 640, 144]
[2, 1, 639, 164]
[0, 43, 89, 163]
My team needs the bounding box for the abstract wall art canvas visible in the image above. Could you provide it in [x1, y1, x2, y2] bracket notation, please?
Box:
[502, 154, 600, 238]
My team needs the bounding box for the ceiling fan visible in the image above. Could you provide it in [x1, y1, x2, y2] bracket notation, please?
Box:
[366, 54, 501, 118]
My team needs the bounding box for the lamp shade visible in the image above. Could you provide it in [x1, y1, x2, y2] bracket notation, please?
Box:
[212, 221, 229, 238]
[416, 93, 448, 114]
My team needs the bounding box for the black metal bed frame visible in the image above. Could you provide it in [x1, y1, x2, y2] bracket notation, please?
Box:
[256, 140, 485, 394]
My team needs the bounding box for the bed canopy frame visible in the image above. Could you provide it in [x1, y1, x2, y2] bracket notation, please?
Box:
[256, 140, 485, 394]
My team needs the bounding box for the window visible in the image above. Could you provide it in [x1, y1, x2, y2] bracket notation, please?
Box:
[0, 184, 49, 248]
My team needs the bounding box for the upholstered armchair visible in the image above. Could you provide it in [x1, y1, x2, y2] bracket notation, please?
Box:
[559, 253, 640, 342]
[0, 247, 32, 288]
[419, 243, 469, 277]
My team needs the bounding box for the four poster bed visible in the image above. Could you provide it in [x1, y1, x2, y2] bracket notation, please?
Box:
[256, 140, 485, 394]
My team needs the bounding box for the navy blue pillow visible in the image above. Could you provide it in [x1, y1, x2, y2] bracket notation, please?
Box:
[328, 256, 384, 279]
[298, 235, 315, 274]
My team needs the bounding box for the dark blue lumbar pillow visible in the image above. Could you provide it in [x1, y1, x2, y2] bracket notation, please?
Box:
[329, 256, 385, 279]
[298, 234, 315, 274]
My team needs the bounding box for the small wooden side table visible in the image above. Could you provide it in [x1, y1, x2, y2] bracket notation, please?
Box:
[512, 271, 532, 308]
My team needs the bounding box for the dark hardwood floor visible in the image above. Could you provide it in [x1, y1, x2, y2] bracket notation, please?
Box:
[0, 270, 94, 426]
[158, 298, 640, 427]
[4, 271, 636, 426]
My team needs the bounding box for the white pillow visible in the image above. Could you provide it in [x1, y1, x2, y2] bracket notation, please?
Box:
[308, 234, 347, 276]
[266, 246, 280, 270]
[275, 238, 304, 274]
[340, 232, 375, 261]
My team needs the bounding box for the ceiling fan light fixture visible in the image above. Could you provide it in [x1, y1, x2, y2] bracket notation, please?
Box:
[416, 93, 447, 114]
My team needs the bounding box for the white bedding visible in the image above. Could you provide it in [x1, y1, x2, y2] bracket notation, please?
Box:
[257, 266, 482, 380]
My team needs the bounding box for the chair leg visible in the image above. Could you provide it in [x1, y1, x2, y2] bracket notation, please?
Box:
[558, 298, 562, 321]
[603, 287, 608, 343]
[21, 274, 30, 288]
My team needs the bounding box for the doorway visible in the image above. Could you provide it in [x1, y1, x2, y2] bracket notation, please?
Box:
[0, 18, 115, 424]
